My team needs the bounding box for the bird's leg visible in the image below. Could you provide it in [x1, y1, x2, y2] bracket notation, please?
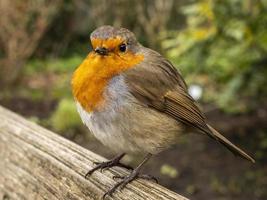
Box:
[85, 153, 133, 178]
[103, 153, 155, 198]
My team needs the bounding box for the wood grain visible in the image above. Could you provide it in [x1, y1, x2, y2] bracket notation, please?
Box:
[0, 106, 188, 200]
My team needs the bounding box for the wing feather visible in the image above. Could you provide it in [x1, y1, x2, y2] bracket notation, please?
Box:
[123, 49, 254, 162]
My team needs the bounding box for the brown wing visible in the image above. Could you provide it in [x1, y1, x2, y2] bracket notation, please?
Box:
[165, 83, 254, 162]
[164, 88, 212, 136]
[124, 49, 210, 134]
[123, 49, 255, 162]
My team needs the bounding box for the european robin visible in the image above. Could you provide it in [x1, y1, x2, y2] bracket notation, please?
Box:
[71, 25, 255, 198]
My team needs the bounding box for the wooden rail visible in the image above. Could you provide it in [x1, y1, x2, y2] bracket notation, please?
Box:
[0, 106, 188, 200]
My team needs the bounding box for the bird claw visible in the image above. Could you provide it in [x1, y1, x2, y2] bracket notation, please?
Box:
[100, 167, 105, 173]
[112, 173, 157, 182]
[93, 161, 102, 165]
[112, 175, 123, 180]
[87, 153, 153, 199]
[116, 163, 134, 171]
[103, 173, 136, 198]
[84, 153, 132, 179]
[104, 171, 157, 198]
[138, 174, 158, 183]
[85, 160, 122, 178]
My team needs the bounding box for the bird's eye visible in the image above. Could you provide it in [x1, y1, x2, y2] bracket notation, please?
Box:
[119, 43, 127, 52]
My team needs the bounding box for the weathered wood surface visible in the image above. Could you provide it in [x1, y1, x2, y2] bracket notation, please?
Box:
[0, 106, 188, 200]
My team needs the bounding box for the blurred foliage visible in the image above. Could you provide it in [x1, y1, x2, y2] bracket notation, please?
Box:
[0, 0, 63, 85]
[50, 98, 81, 132]
[25, 56, 83, 74]
[0, 1, 266, 199]
[160, 164, 179, 178]
[24, 57, 84, 135]
[35, 0, 181, 58]
[24, 56, 83, 100]
[162, 0, 267, 113]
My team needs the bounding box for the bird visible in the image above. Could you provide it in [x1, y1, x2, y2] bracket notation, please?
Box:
[71, 25, 255, 198]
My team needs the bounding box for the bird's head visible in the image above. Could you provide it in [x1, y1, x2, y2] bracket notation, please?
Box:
[90, 25, 140, 57]
[72, 26, 144, 112]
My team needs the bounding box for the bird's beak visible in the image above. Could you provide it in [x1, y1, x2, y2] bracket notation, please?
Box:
[95, 47, 108, 56]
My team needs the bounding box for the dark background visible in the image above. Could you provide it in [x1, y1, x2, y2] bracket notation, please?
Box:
[0, 0, 266, 199]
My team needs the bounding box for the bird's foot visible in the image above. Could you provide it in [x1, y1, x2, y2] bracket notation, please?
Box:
[113, 173, 158, 183]
[103, 170, 158, 198]
[85, 153, 132, 178]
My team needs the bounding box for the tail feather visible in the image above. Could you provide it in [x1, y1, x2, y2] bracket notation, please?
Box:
[206, 124, 255, 163]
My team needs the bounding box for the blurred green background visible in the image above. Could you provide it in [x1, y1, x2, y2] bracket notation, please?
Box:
[0, 0, 266, 199]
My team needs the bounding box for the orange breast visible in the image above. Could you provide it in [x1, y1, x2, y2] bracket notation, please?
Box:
[72, 51, 144, 112]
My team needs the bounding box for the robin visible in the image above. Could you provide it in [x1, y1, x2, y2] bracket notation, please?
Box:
[71, 25, 255, 198]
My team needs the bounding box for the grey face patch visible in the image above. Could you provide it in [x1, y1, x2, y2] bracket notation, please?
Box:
[90, 25, 138, 45]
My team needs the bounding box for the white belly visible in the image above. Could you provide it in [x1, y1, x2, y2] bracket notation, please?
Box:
[75, 75, 183, 154]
